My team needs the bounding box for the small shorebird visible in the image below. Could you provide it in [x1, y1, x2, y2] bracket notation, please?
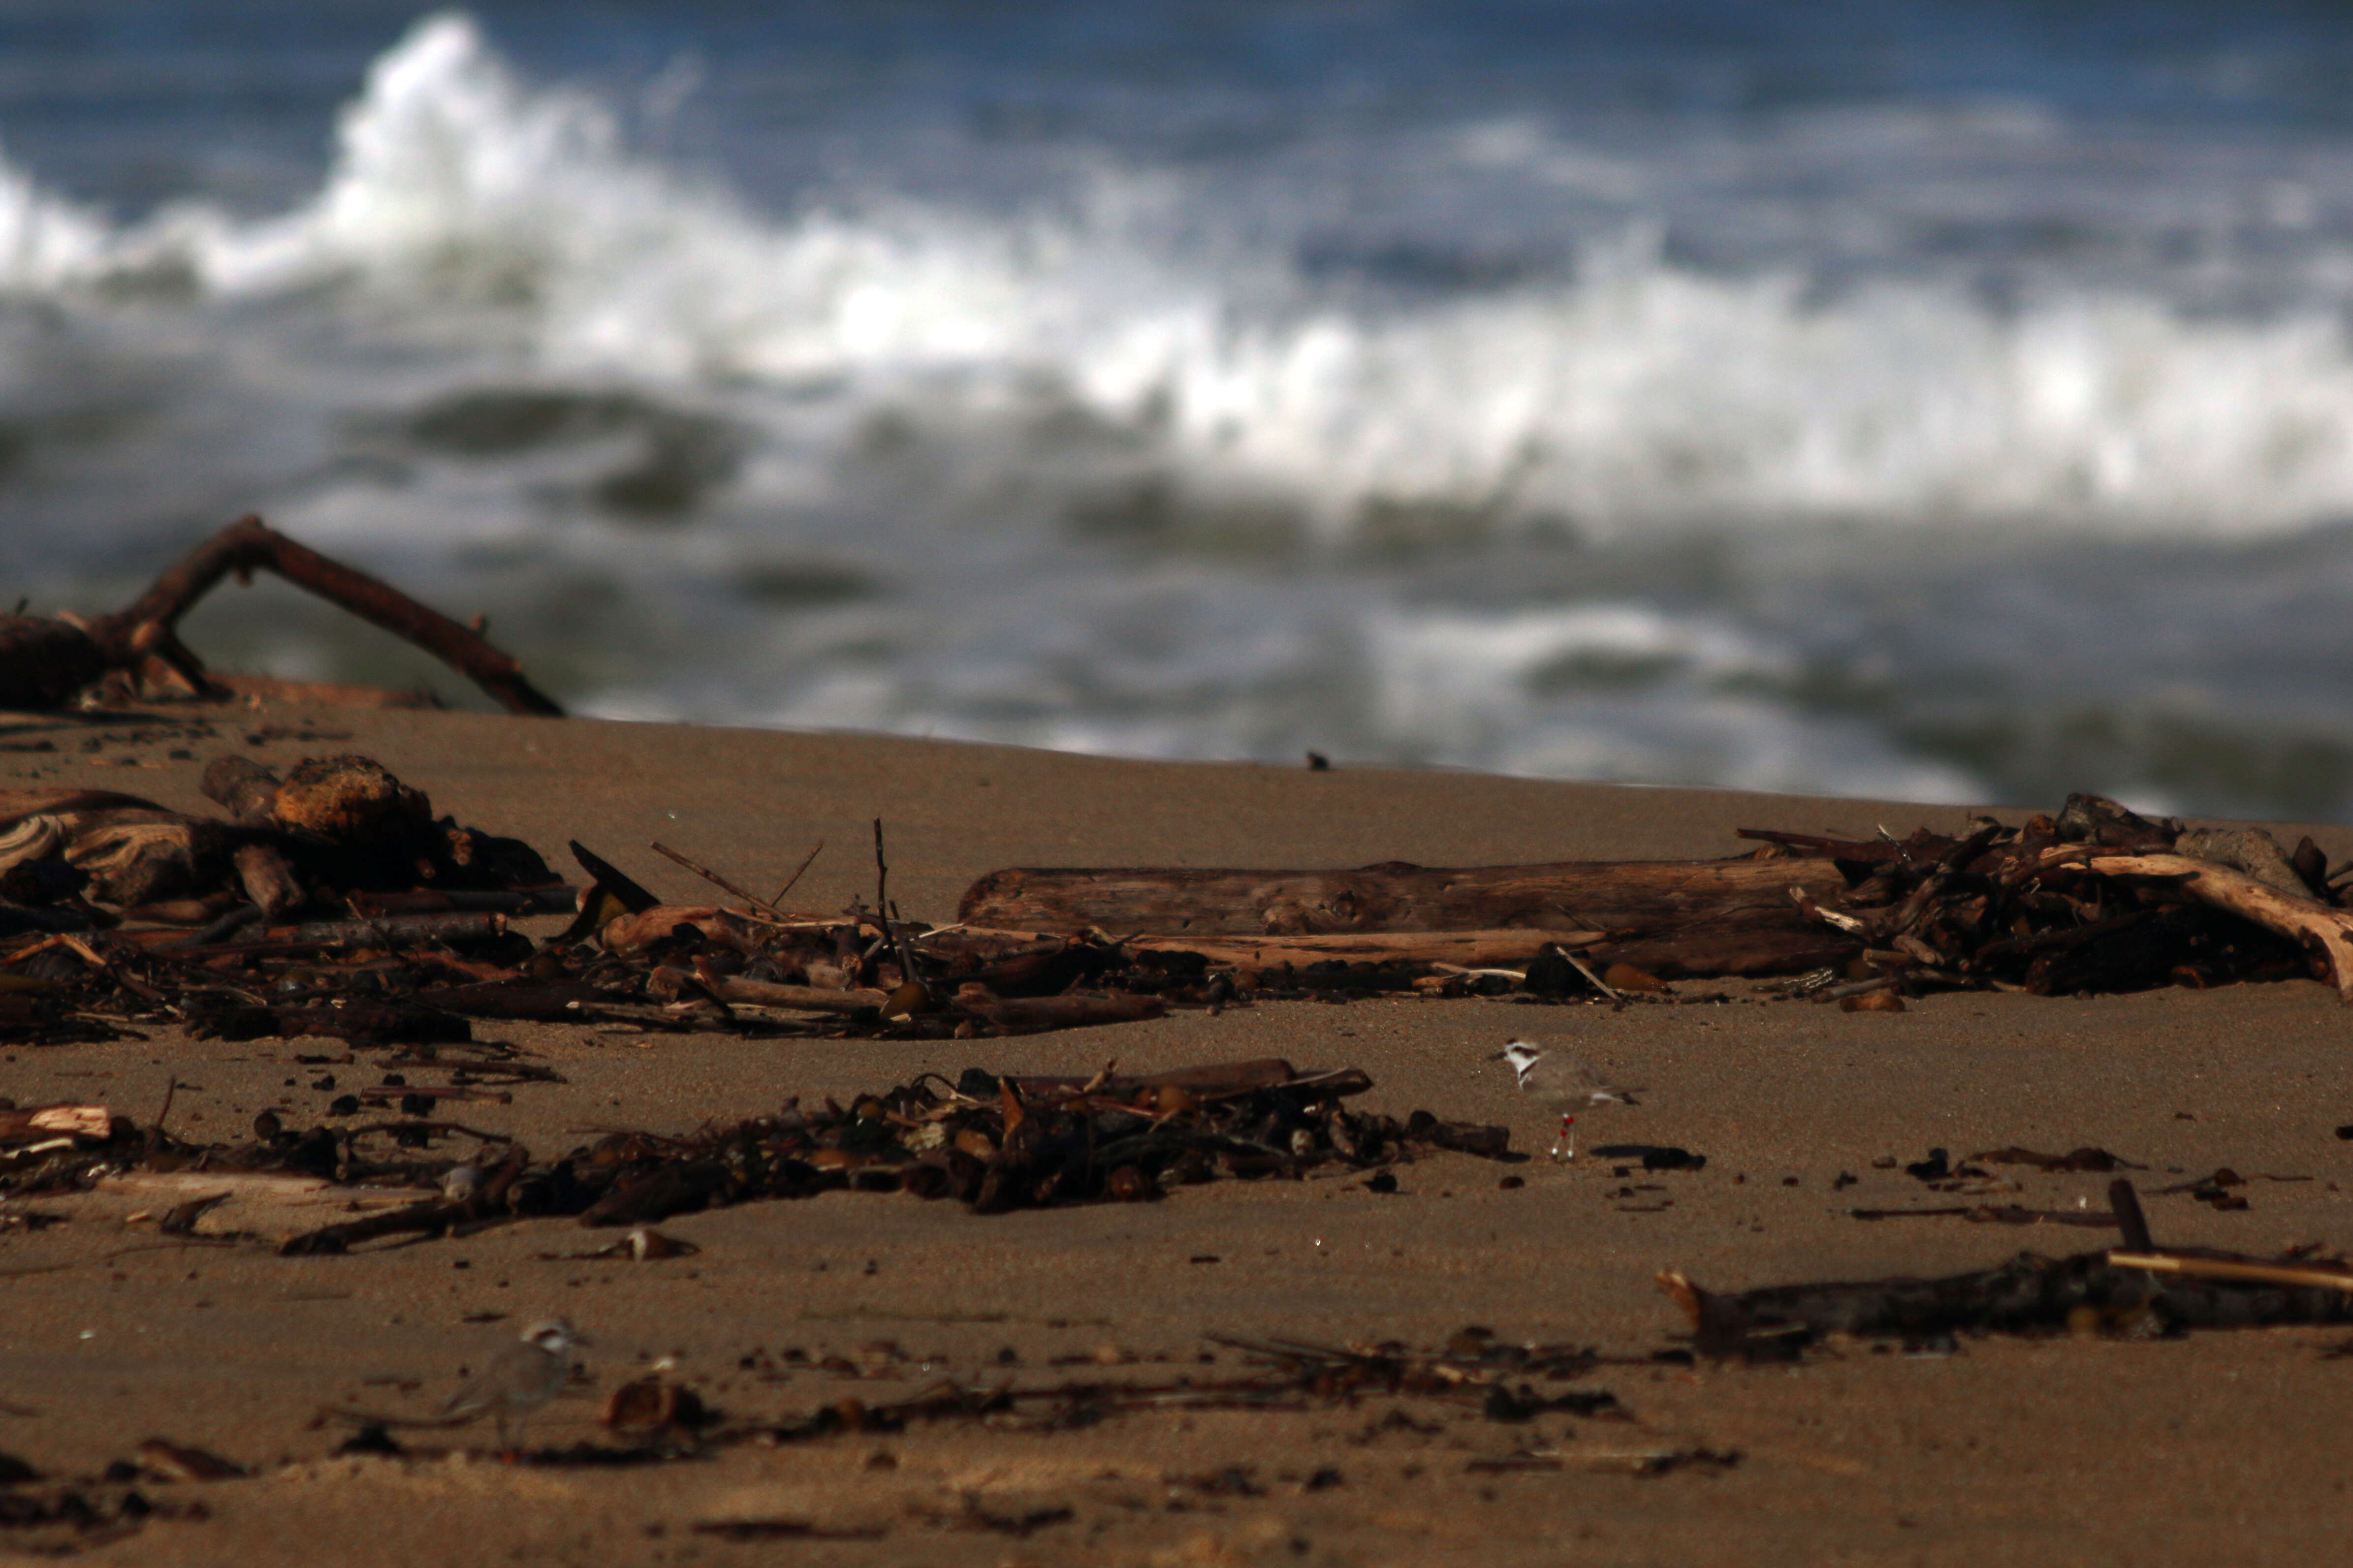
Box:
[1493, 1039, 1639, 1161]
[441, 1317, 586, 1451]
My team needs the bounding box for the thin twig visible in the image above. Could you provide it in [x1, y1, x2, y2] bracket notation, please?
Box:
[2108, 1251, 2353, 1294]
[2107, 1178, 2154, 1252]
[772, 839, 825, 905]
[1561, 948, 1622, 1000]
[650, 842, 783, 918]
[873, 818, 927, 987]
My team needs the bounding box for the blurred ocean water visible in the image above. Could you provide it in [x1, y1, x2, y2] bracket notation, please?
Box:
[11, 3, 2353, 816]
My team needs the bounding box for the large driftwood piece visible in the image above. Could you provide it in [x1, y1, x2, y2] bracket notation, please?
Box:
[1, 515, 561, 716]
[957, 856, 1846, 939]
[2083, 851, 2353, 1002]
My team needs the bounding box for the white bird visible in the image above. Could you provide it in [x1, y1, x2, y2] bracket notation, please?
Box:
[440, 1317, 586, 1451]
[1493, 1039, 1640, 1161]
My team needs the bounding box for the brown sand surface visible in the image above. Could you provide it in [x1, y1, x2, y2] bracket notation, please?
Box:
[4, 704, 2353, 1566]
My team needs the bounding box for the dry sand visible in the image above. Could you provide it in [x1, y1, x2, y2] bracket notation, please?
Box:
[4, 702, 2352, 1567]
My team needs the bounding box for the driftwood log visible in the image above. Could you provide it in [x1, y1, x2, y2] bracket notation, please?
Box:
[957, 856, 1844, 939]
[0, 514, 561, 716]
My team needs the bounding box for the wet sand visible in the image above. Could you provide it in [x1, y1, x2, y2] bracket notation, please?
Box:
[3, 703, 2351, 1567]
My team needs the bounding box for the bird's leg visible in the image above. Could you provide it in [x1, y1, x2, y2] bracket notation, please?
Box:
[1551, 1113, 1576, 1162]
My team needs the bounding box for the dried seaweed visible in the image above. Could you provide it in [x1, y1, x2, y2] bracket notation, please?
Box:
[0, 1059, 1514, 1250]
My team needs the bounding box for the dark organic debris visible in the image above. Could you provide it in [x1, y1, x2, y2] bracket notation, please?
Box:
[722, 1329, 1624, 1457]
[1970, 1146, 2144, 1173]
[0, 1059, 1511, 1248]
[1590, 1144, 1706, 1172]
[1848, 1204, 2123, 1228]
[0, 1475, 212, 1553]
[1467, 1446, 1738, 1476]
[266, 1059, 1509, 1251]
[692, 1520, 889, 1542]
[601, 1380, 712, 1433]
[1664, 1180, 2353, 1360]
[330, 1426, 405, 1459]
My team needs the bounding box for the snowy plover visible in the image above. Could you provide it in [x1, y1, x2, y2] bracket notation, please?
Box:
[1493, 1039, 1639, 1161]
[441, 1317, 586, 1450]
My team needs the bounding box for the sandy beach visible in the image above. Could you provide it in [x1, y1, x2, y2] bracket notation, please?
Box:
[4, 699, 2352, 1567]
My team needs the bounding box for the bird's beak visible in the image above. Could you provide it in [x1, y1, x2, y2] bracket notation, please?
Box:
[1484, 1049, 1508, 1061]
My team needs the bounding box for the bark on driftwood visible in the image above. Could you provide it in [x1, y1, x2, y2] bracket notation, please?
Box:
[0, 514, 561, 716]
[957, 856, 1844, 939]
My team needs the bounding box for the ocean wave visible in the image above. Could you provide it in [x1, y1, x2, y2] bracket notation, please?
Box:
[5, 12, 2353, 554]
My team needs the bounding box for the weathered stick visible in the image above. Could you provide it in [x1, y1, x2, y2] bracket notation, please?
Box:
[280, 1145, 530, 1255]
[2, 515, 563, 716]
[651, 841, 784, 918]
[1121, 928, 1605, 970]
[2081, 852, 2353, 1002]
[2107, 1251, 2353, 1294]
[957, 856, 1847, 938]
[285, 912, 509, 948]
[703, 975, 891, 1013]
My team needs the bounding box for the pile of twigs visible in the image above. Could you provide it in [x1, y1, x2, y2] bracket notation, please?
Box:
[1756, 792, 2353, 1003]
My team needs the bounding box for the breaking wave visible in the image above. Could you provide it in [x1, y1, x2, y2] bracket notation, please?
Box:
[7, 12, 2353, 551]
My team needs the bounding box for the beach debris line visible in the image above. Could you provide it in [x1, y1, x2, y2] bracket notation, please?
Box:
[10, 751, 2348, 1054]
[1660, 1179, 2353, 1360]
[332, 1324, 1641, 1475]
[0, 515, 562, 715]
[957, 792, 2353, 1002]
[0, 1058, 1516, 1250]
[0, 762, 1182, 1048]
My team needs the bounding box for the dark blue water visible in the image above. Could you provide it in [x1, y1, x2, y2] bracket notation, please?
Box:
[12, 3, 2353, 818]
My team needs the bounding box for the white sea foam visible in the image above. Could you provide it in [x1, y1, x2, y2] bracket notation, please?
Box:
[6, 12, 2353, 555]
